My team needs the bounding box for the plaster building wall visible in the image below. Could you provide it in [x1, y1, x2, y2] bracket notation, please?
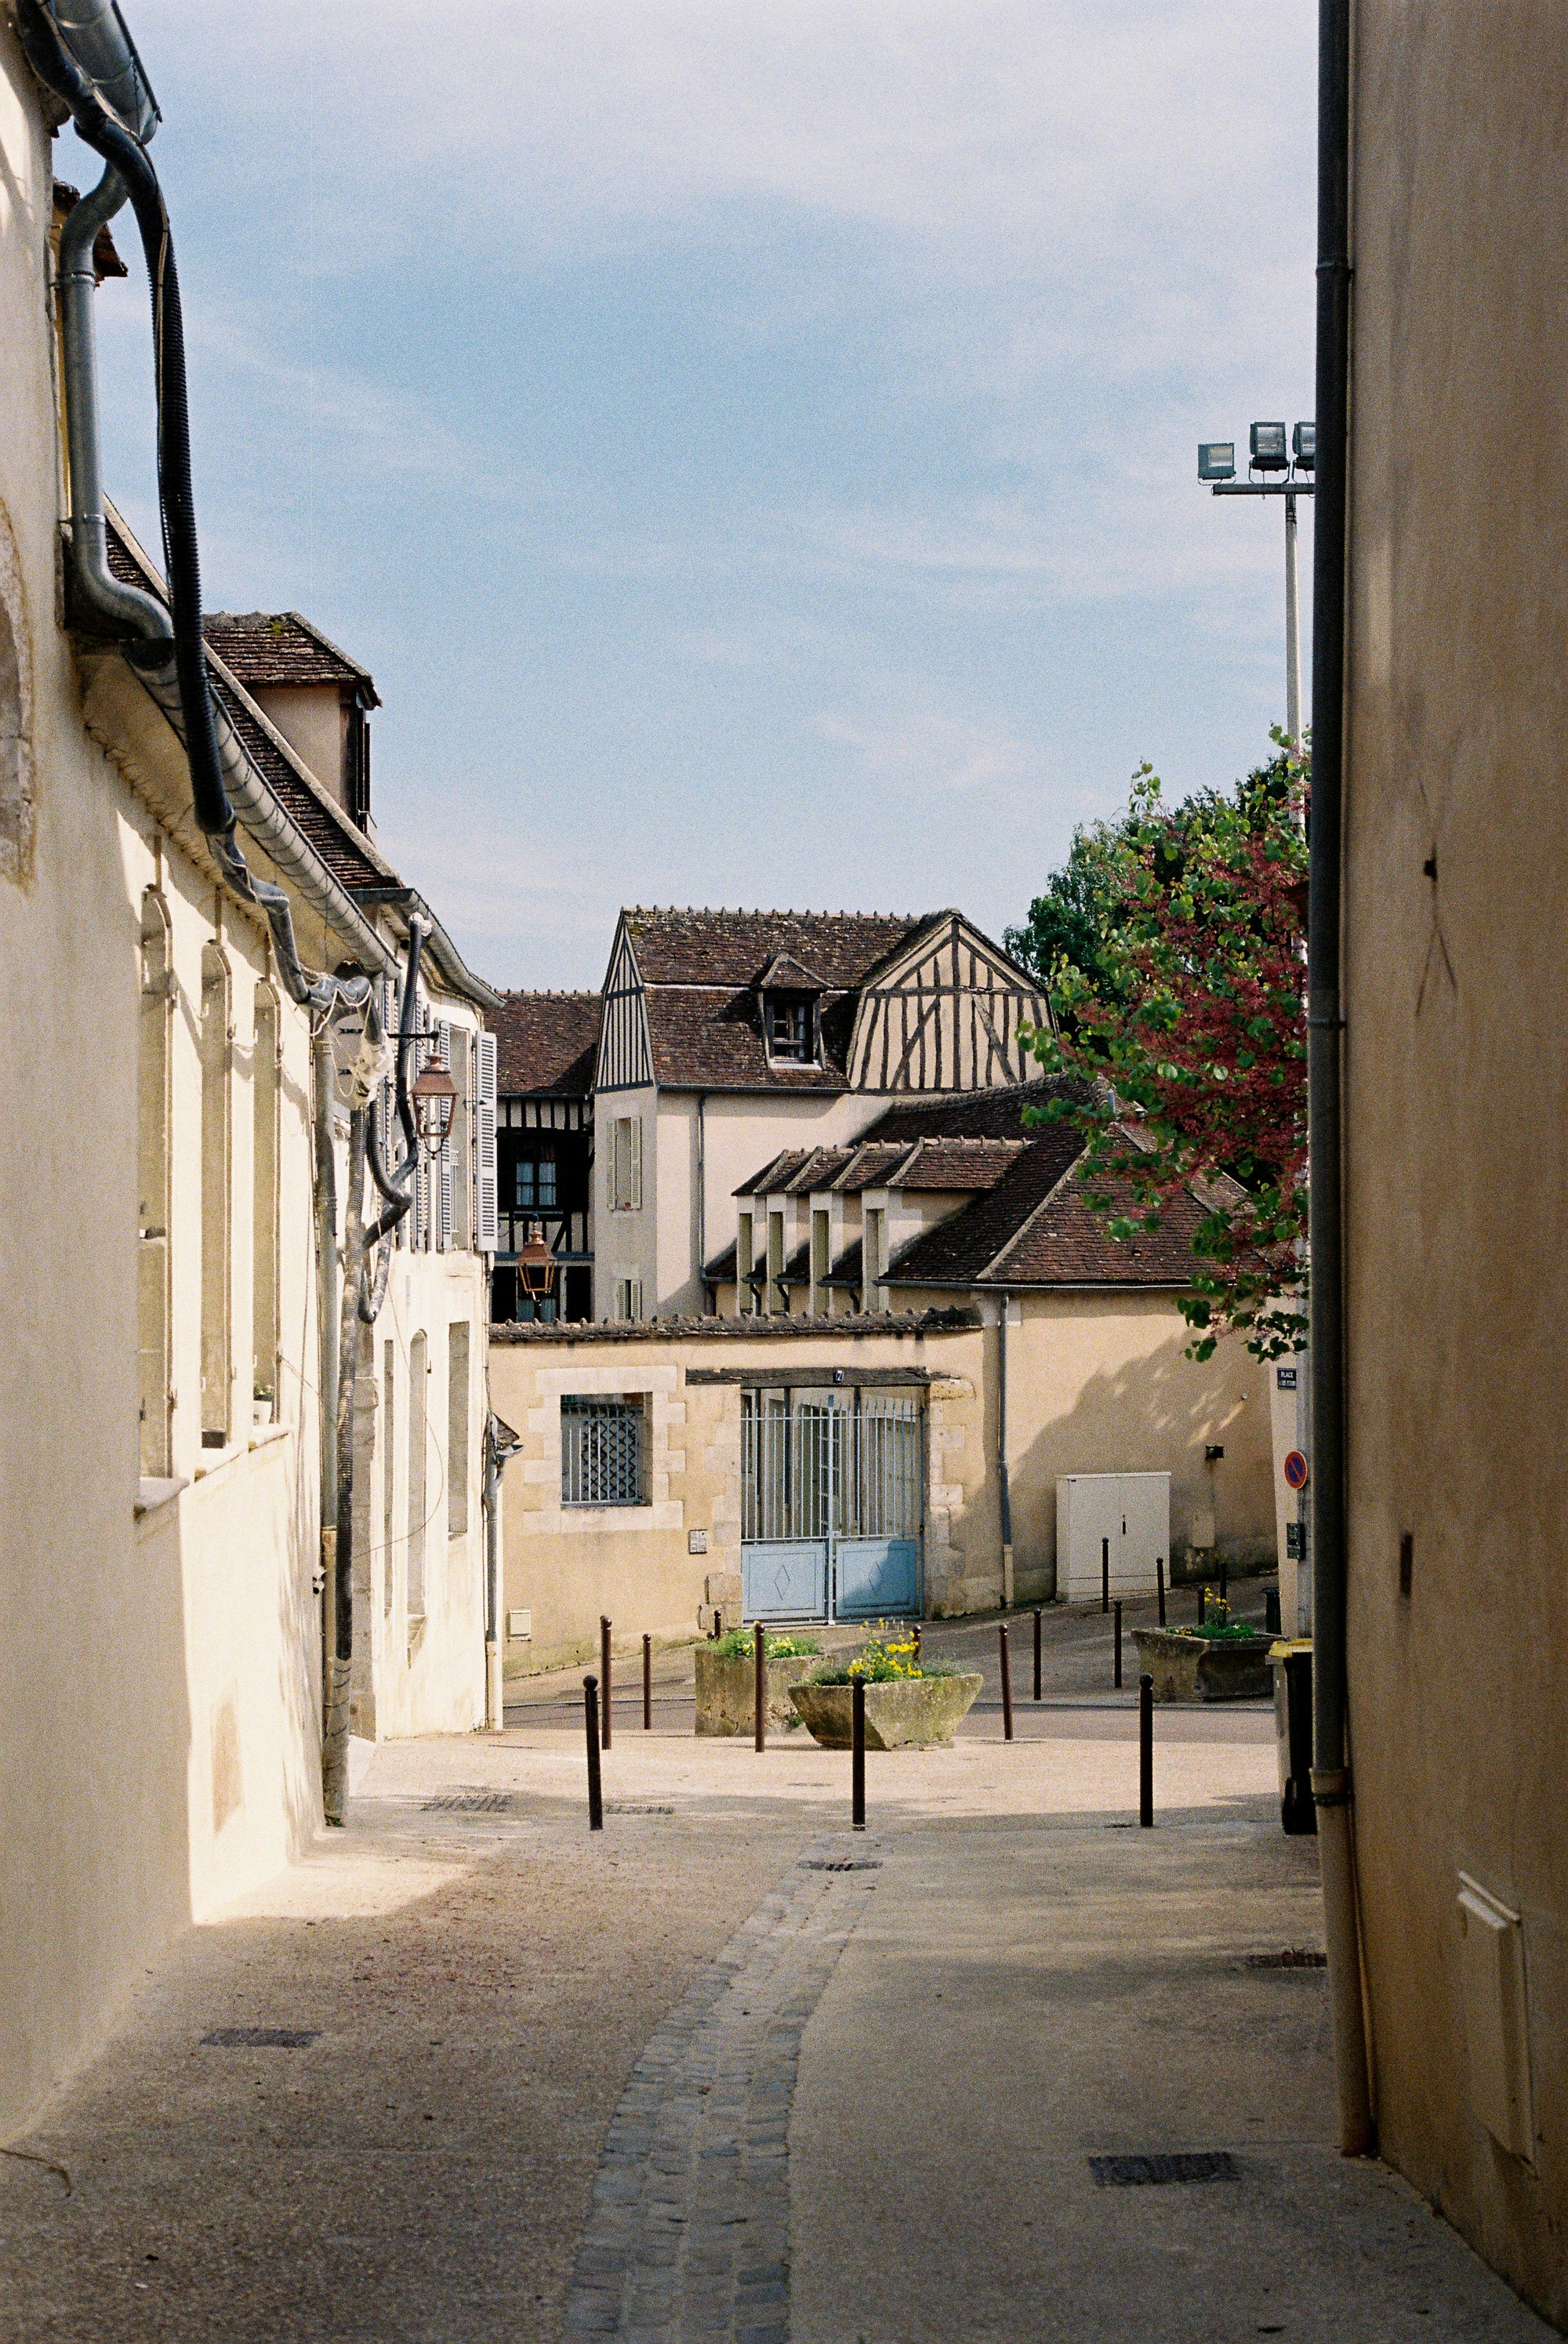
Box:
[0, 23, 328, 2129]
[489, 1294, 1274, 1671]
[490, 1321, 990, 1672]
[894, 1288, 1272, 1602]
[1341, 8, 1568, 2322]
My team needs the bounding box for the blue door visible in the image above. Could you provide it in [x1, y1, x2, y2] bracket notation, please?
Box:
[739, 1392, 923, 1624]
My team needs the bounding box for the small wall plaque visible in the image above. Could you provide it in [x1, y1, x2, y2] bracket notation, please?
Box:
[506, 1608, 532, 1638]
[688, 1529, 709, 1555]
[1276, 1366, 1298, 1390]
[1286, 1522, 1305, 1559]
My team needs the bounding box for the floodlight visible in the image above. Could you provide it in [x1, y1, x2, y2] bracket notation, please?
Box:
[1293, 420, 1316, 470]
[1250, 421, 1289, 472]
[1198, 441, 1236, 482]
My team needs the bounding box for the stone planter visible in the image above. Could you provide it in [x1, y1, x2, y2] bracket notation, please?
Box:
[695, 1648, 816, 1737]
[789, 1673, 982, 1751]
[1133, 1628, 1273, 1703]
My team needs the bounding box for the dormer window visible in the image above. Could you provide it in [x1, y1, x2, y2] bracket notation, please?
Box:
[768, 993, 814, 1064]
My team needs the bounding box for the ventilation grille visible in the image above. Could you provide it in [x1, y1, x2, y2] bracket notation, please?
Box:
[799, 1858, 882, 1873]
[202, 2027, 319, 2049]
[1090, 2151, 1236, 2187]
[1246, 1949, 1326, 1970]
[604, 1802, 673, 1815]
[421, 1791, 514, 1813]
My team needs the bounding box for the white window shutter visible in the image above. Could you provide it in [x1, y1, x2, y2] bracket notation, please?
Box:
[437, 1023, 454, 1250]
[630, 1116, 643, 1211]
[476, 1031, 499, 1254]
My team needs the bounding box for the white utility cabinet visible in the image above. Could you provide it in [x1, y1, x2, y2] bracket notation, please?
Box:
[1056, 1472, 1171, 1602]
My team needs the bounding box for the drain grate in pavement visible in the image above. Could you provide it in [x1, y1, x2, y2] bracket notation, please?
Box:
[1246, 1948, 1327, 1969]
[1091, 2151, 1237, 2187]
[799, 1857, 882, 1872]
[420, 1791, 514, 1812]
[201, 2027, 319, 2049]
[604, 1802, 674, 1815]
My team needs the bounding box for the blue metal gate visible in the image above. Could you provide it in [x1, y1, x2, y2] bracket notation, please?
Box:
[740, 1391, 921, 1624]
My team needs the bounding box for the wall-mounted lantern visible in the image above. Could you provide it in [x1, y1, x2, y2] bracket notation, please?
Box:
[411, 1056, 457, 1153]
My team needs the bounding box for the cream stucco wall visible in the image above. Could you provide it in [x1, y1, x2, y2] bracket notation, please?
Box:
[0, 25, 329, 2124]
[491, 1323, 994, 1670]
[0, 31, 490, 2134]
[1341, 8, 1568, 2321]
[490, 1294, 1275, 1671]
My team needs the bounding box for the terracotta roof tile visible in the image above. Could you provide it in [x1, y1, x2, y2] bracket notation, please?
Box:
[885, 1138, 1028, 1192]
[202, 611, 379, 701]
[858, 1078, 1077, 1146]
[643, 986, 851, 1090]
[625, 906, 922, 988]
[491, 992, 602, 1098]
[828, 1142, 915, 1192]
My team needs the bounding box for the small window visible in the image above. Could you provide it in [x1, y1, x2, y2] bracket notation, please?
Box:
[613, 1276, 644, 1323]
[447, 1323, 470, 1537]
[767, 994, 813, 1063]
[561, 1396, 647, 1507]
[611, 1115, 642, 1210]
[514, 1145, 558, 1211]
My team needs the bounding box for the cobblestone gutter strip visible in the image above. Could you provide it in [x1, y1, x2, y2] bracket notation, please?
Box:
[561, 1839, 881, 2343]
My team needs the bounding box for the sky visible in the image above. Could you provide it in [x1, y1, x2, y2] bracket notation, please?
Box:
[86, 2, 1318, 990]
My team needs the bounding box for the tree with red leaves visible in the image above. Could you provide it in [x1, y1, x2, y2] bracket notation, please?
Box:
[1016, 738, 1308, 1359]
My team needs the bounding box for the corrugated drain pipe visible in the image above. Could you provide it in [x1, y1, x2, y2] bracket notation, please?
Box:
[1308, 0, 1376, 2157]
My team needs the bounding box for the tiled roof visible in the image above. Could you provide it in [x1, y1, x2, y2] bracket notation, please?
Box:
[857, 1077, 1081, 1146]
[980, 1167, 1223, 1288]
[624, 907, 924, 988]
[885, 1138, 1027, 1192]
[782, 1148, 856, 1195]
[829, 1142, 915, 1192]
[103, 518, 381, 891]
[756, 949, 828, 991]
[202, 611, 379, 702]
[735, 1151, 814, 1199]
[491, 991, 602, 1098]
[644, 987, 851, 1090]
[888, 1133, 1221, 1290]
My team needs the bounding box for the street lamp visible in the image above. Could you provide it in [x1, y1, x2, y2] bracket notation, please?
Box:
[1198, 417, 1315, 750]
[516, 1220, 557, 1301]
[410, 1055, 458, 1153]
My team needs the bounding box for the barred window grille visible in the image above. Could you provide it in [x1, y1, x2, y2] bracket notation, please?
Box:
[561, 1397, 646, 1507]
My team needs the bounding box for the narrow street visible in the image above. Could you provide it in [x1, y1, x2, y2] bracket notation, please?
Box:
[0, 1607, 1547, 2342]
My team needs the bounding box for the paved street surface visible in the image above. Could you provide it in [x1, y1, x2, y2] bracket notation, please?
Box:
[0, 1602, 1550, 2342]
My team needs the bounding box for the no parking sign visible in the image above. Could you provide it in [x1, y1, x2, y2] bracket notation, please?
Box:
[1283, 1450, 1309, 1491]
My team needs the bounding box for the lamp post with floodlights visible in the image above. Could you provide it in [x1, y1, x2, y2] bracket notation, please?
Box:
[1198, 420, 1315, 751]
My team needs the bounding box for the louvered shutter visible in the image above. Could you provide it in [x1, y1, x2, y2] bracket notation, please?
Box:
[437, 1021, 454, 1250]
[630, 1115, 643, 1211]
[379, 974, 398, 1239]
[476, 1030, 499, 1254]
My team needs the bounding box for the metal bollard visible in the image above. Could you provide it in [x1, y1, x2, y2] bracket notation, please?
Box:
[584, 1676, 604, 1830]
[1113, 1598, 1123, 1690]
[712, 1609, 722, 1642]
[999, 1621, 1014, 1741]
[1198, 1584, 1207, 1628]
[1139, 1672, 1153, 1827]
[600, 1615, 612, 1750]
[1033, 1606, 1043, 1702]
[1156, 1554, 1167, 1628]
[851, 1677, 866, 1831]
[753, 1620, 767, 1754]
[1102, 1536, 1110, 1614]
[643, 1632, 652, 1732]
[1265, 1590, 1281, 1638]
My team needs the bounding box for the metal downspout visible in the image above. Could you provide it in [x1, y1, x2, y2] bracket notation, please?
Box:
[484, 1417, 503, 1729]
[998, 1291, 1014, 1609]
[56, 166, 174, 644]
[311, 1023, 340, 1802]
[1309, 0, 1377, 2157]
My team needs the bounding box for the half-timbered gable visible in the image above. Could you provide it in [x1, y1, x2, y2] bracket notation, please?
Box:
[845, 913, 1051, 1094]
[595, 917, 654, 1094]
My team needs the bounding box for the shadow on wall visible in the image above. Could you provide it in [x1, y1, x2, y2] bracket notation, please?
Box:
[1002, 1326, 1276, 1606]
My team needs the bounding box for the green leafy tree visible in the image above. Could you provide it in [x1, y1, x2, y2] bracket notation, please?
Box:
[1018, 737, 1308, 1359]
